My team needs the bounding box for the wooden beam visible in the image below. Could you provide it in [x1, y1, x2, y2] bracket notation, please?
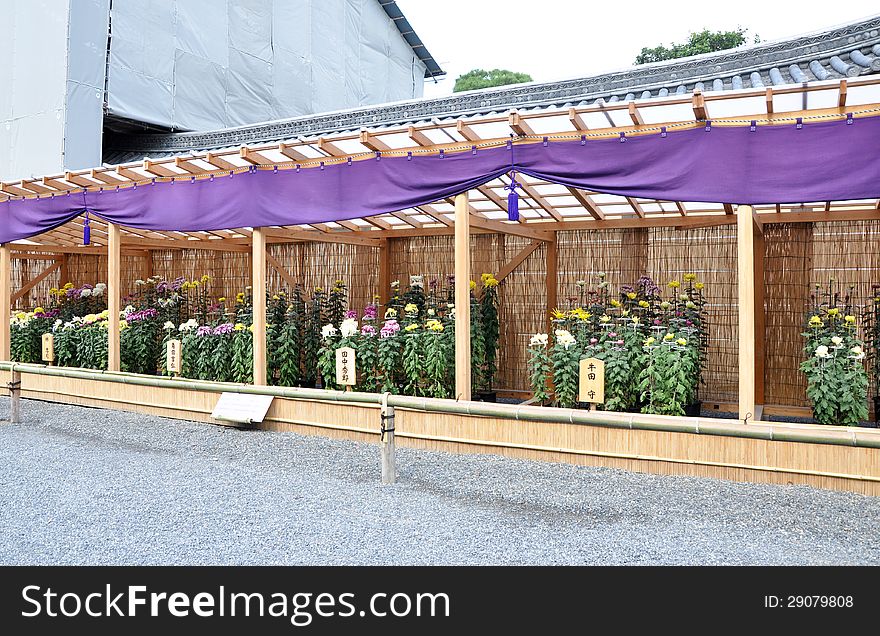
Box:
[454, 192, 471, 401]
[142, 160, 178, 178]
[765, 88, 774, 114]
[723, 203, 735, 215]
[692, 90, 708, 120]
[737, 205, 757, 421]
[838, 79, 847, 108]
[518, 182, 563, 221]
[496, 240, 542, 283]
[205, 153, 237, 171]
[567, 188, 604, 220]
[90, 169, 123, 185]
[19, 180, 53, 195]
[266, 250, 297, 291]
[252, 227, 268, 386]
[278, 143, 309, 162]
[568, 108, 588, 132]
[260, 227, 382, 247]
[408, 126, 433, 147]
[628, 102, 644, 126]
[675, 201, 687, 216]
[1, 183, 34, 197]
[239, 147, 275, 166]
[174, 157, 205, 174]
[626, 197, 645, 218]
[466, 212, 554, 242]
[107, 223, 121, 372]
[12, 261, 61, 304]
[359, 131, 391, 152]
[42, 177, 76, 192]
[508, 111, 535, 136]
[317, 137, 346, 157]
[115, 166, 142, 181]
[378, 238, 391, 307]
[0, 245, 10, 361]
[456, 120, 480, 142]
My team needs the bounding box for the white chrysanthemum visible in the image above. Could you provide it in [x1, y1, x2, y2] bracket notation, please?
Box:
[529, 333, 548, 347]
[554, 329, 576, 350]
[179, 319, 198, 332]
[851, 345, 865, 360]
[831, 336, 843, 346]
[163, 321, 175, 330]
[340, 318, 358, 338]
[80, 288, 92, 297]
[815, 345, 831, 358]
[321, 324, 338, 339]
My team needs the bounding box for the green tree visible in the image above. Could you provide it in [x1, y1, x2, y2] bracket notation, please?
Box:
[453, 68, 533, 92]
[634, 28, 759, 65]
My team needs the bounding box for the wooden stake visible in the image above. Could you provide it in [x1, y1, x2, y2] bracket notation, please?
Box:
[9, 368, 21, 423]
[0, 244, 10, 362]
[107, 223, 121, 372]
[252, 227, 268, 386]
[545, 232, 558, 336]
[737, 205, 756, 422]
[380, 392, 396, 485]
[754, 223, 766, 408]
[454, 192, 471, 401]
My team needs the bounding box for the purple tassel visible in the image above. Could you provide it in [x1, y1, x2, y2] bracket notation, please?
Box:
[505, 173, 520, 221]
[83, 212, 91, 245]
[507, 188, 519, 221]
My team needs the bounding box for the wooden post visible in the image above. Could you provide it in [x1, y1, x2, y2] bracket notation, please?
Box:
[0, 244, 10, 362]
[380, 392, 396, 484]
[737, 205, 757, 422]
[754, 225, 766, 410]
[107, 223, 121, 372]
[378, 238, 391, 307]
[252, 227, 267, 386]
[454, 191, 471, 401]
[9, 368, 21, 424]
[545, 232, 558, 335]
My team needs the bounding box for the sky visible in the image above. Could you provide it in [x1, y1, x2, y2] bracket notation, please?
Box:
[395, 0, 878, 98]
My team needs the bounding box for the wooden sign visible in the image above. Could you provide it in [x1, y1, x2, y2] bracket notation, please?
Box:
[41, 333, 54, 363]
[166, 339, 182, 374]
[578, 357, 605, 404]
[335, 346, 356, 386]
[211, 392, 274, 426]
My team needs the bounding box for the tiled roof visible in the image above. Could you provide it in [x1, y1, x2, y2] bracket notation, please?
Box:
[103, 14, 880, 163]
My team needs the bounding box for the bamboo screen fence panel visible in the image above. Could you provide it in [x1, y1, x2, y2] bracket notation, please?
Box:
[14, 221, 880, 408]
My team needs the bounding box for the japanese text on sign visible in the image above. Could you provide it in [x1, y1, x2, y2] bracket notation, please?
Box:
[578, 357, 605, 404]
[166, 339, 182, 374]
[42, 333, 54, 363]
[336, 347, 357, 386]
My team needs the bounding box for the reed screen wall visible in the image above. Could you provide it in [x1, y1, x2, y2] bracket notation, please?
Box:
[13, 221, 880, 408]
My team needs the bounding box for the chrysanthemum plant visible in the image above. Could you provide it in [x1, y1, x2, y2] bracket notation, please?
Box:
[800, 281, 868, 426]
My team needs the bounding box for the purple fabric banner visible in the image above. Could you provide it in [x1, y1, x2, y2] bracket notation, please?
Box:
[2, 115, 879, 244]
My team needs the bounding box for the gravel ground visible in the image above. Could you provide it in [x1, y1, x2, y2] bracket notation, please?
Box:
[0, 396, 878, 566]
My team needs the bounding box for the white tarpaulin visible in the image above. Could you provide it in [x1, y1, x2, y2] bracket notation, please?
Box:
[106, 0, 428, 130]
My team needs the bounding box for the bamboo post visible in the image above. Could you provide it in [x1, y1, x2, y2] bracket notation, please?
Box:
[0, 244, 10, 362]
[107, 223, 121, 372]
[252, 227, 267, 386]
[737, 205, 757, 422]
[378, 238, 391, 307]
[380, 392, 396, 484]
[454, 191, 471, 401]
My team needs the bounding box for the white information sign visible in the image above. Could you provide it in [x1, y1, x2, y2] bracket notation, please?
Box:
[335, 347, 357, 386]
[211, 392, 274, 425]
[166, 339, 182, 374]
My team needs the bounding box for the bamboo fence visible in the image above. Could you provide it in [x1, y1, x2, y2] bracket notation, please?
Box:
[13, 221, 880, 408]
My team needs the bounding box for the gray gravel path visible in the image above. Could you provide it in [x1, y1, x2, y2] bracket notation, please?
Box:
[0, 397, 878, 565]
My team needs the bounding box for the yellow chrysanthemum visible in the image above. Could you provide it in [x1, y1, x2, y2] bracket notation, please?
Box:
[676, 338, 687, 346]
[425, 319, 444, 332]
[469, 280, 477, 290]
[404, 303, 419, 315]
[667, 280, 680, 288]
[626, 292, 637, 300]
[695, 282, 705, 290]
[827, 308, 840, 317]
[637, 300, 649, 308]
[610, 299, 622, 308]
[404, 323, 419, 332]
[272, 295, 280, 301]
[664, 333, 675, 341]
[201, 275, 210, 284]
[484, 277, 499, 287]
[234, 323, 245, 331]
[845, 315, 856, 324]
[34, 307, 45, 314]
[683, 273, 697, 282]
[218, 297, 227, 303]
[551, 308, 567, 320]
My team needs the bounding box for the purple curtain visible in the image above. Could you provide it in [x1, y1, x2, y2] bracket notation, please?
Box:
[2, 115, 879, 244]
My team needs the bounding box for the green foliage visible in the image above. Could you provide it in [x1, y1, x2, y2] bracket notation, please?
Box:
[120, 318, 162, 375]
[800, 281, 868, 425]
[527, 340, 551, 405]
[402, 326, 424, 396]
[231, 330, 253, 384]
[635, 28, 757, 65]
[638, 335, 698, 417]
[551, 337, 581, 409]
[453, 68, 533, 92]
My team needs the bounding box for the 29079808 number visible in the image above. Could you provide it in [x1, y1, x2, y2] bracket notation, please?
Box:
[764, 595, 854, 608]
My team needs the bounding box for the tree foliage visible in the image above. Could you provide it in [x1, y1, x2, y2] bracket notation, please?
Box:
[634, 28, 759, 65]
[453, 68, 533, 92]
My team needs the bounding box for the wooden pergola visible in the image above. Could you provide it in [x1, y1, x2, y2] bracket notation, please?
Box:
[3, 75, 880, 420]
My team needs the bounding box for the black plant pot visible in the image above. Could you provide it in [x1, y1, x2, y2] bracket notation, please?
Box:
[475, 390, 497, 403]
[684, 401, 702, 417]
